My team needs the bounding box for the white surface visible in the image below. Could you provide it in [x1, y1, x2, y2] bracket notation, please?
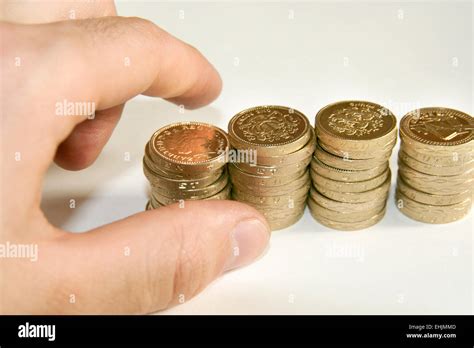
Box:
[41, 1, 473, 314]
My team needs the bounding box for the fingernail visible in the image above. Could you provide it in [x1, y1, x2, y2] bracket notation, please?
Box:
[224, 218, 270, 272]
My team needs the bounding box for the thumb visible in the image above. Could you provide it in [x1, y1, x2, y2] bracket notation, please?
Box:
[47, 200, 270, 314]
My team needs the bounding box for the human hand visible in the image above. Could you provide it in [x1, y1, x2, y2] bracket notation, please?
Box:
[0, 4, 270, 314]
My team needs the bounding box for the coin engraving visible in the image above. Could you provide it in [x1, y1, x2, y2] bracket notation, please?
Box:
[144, 122, 231, 210]
[229, 106, 309, 147]
[327, 102, 384, 137]
[316, 101, 396, 141]
[237, 110, 300, 143]
[152, 122, 228, 164]
[401, 107, 474, 146]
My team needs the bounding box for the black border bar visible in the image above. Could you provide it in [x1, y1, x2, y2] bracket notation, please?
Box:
[0, 315, 472, 346]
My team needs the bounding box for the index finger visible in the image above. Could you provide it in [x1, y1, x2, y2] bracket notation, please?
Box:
[29, 16, 222, 112]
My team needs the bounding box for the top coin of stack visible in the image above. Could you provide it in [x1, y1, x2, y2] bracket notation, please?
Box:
[396, 107, 474, 223]
[143, 122, 231, 209]
[309, 101, 397, 230]
[228, 105, 315, 231]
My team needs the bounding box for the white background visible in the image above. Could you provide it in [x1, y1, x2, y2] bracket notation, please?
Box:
[41, 0, 473, 314]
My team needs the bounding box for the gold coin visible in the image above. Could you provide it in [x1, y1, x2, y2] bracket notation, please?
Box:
[314, 172, 391, 203]
[396, 176, 471, 206]
[210, 183, 232, 200]
[152, 169, 228, 199]
[310, 157, 388, 182]
[307, 196, 386, 223]
[315, 100, 397, 151]
[267, 209, 305, 231]
[235, 155, 311, 176]
[143, 158, 224, 190]
[255, 127, 316, 166]
[246, 201, 306, 216]
[397, 160, 474, 195]
[232, 179, 310, 206]
[144, 142, 188, 179]
[233, 190, 308, 210]
[309, 205, 386, 231]
[255, 202, 306, 230]
[228, 105, 311, 156]
[149, 192, 166, 207]
[398, 149, 474, 176]
[145, 200, 153, 210]
[148, 122, 229, 175]
[152, 181, 231, 206]
[399, 107, 474, 155]
[149, 195, 163, 209]
[229, 163, 306, 187]
[145, 142, 218, 180]
[400, 139, 474, 167]
[231, 170, 310, 196]
[256, 200, 306, 212]
[395, 190, 472, 224]
[318, 136, 396, 160]
[311, 167, 390, 193]
[232, 196, 308, 211]
[309, 186, 386, 213]
[315, 143, 390, 171]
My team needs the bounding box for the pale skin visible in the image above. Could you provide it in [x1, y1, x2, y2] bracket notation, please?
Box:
[0, 1, 270, 313]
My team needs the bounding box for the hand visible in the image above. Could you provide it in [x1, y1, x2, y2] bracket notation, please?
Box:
[0, 3, 270, 314]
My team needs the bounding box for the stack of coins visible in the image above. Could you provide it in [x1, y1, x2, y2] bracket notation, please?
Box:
[227, 106, 315, 230]
[396, 107, 474, 223]
[309, 101, 397, 230]
[143, 122, 231, 209]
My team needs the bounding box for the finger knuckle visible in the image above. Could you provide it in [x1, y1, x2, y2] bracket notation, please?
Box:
[123, 17, 165, 48]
